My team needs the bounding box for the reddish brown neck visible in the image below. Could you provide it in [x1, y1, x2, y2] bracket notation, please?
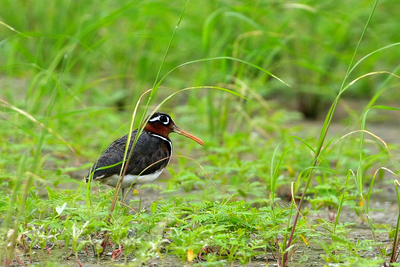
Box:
[144, 123, 171, 139]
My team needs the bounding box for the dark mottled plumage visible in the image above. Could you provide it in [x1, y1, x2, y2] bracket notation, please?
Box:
[86, 129, 171, 184]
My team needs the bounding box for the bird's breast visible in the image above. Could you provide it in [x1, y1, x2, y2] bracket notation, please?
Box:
[99, 168, 165, 188]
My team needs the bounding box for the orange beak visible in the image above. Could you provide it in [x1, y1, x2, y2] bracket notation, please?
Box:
[172, 125, 204, 146]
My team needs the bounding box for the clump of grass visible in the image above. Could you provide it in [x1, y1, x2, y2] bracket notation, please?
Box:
[2, 0, 400, 266]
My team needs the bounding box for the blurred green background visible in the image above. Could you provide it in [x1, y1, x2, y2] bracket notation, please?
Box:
[2, 1, 400, 265]
[1, 0, 400, 192]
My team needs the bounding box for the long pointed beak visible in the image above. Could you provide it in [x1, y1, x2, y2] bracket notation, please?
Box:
[172, 125, 204, 146]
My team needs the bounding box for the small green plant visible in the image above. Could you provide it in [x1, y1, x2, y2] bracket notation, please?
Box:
[1, 0, 400, 266]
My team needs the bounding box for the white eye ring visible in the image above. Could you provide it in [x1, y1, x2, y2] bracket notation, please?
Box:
[159, 115, 169, 125]
[149, 115, 170, 125]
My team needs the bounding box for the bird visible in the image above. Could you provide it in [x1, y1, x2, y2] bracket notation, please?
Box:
[86, 112, 204, 205]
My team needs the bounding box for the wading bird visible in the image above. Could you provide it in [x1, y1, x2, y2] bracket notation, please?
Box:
[86, 112, 204, 205]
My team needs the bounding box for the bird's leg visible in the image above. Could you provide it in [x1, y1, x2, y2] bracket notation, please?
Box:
[120, 188, 125, 203]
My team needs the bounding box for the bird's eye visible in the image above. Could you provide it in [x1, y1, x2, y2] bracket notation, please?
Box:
[159, 115, 169, 125]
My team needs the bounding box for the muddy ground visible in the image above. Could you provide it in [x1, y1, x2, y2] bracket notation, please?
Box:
[12, 101, 400, 266]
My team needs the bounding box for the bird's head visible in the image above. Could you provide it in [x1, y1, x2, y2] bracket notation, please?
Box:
[144, 112, 204, 146]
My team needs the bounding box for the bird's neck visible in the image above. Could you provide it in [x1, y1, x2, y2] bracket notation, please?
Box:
[144, 124, 171, 139]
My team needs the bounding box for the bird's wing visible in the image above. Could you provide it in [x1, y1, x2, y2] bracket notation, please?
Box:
[87, 130, 171, 181]
[124, 132, 171, 176]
